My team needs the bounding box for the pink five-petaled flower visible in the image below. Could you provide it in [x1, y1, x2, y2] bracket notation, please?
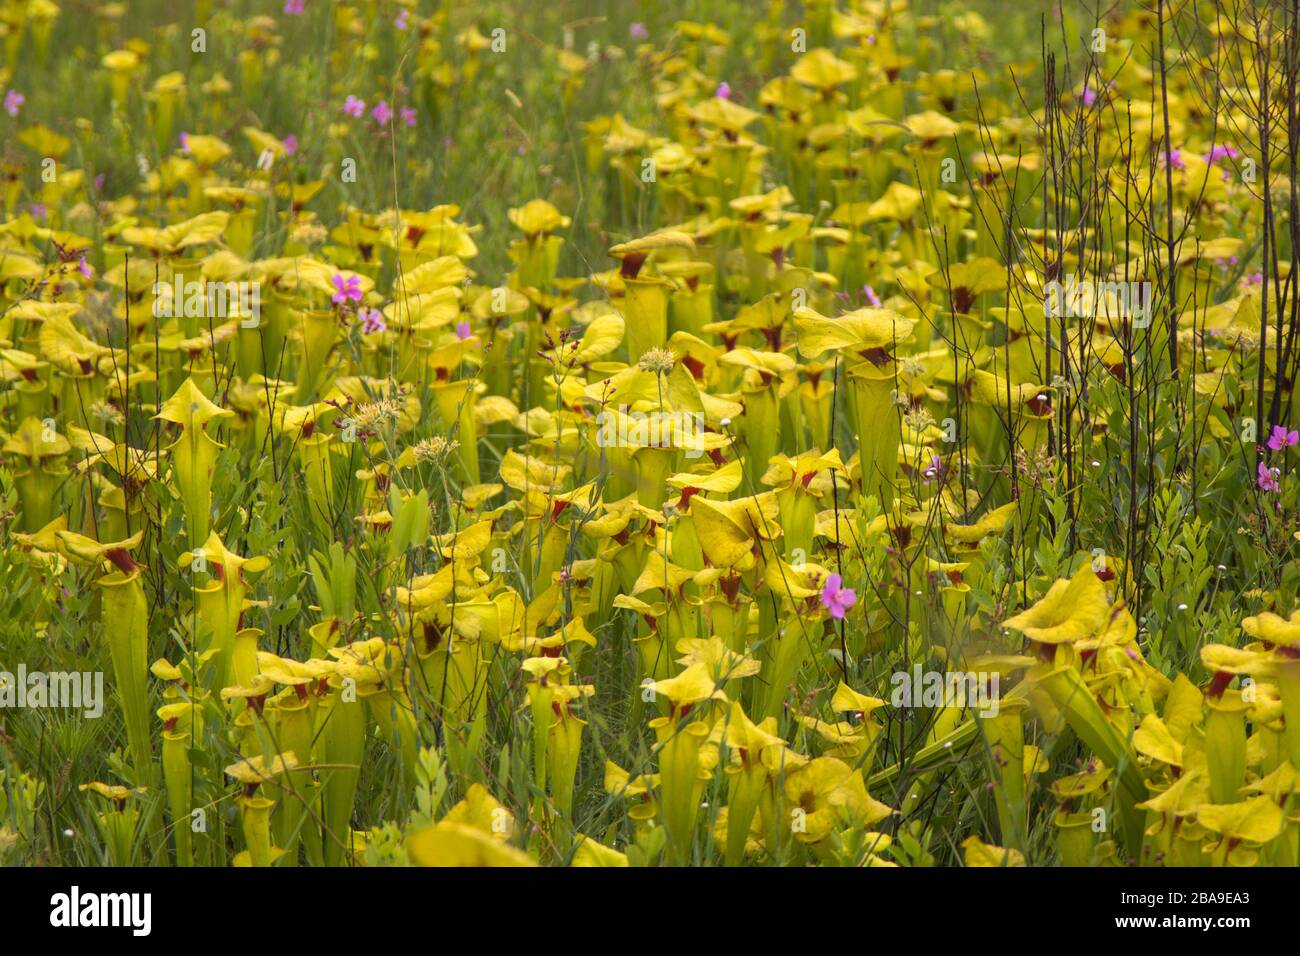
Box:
[400, 107, 417, 128]
[1268, 425, 1299, 451]
[283, 134, 298, 156]
[821, 573, 857, 620]
[1258, 461, 1280, 492]
[715, 81, 732, 100]
[283, 0, 305, 13]
[78, 255, 93, 280]
[394, 9, 409, 30]
[330, 273, 363, 306]
[1205, 144, 1240, 164]
[179, 131, 191, 153]
[863, 284, 882, 307]
[359, 307, 386, 334]
[371, 100, 392, 126]
[1165, 149, 1185, 170]
[455, 319, 472, 340]
[630, 22, 648, 40]
[4, 90, 23, 117]
[1081, 85, 1097, 107]
[343, 95, 365, 118]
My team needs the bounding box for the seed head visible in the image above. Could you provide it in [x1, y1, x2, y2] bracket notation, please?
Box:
[637, 347, 676, 375]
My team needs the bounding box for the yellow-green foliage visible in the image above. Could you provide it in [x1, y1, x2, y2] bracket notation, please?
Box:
[0, 0, 1297, 869]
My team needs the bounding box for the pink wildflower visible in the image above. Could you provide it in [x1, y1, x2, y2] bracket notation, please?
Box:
[1268, 425, 1299, 451]
[821, 573, 857, 620]
[1258, 461, 1280, 492]
[330, 273, 363, 306]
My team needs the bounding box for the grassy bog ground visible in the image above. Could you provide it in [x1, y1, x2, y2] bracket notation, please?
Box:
[0, 0, 1297, 871]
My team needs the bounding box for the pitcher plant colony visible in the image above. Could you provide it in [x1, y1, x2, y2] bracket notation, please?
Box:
[0, 0, 1298, 869]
